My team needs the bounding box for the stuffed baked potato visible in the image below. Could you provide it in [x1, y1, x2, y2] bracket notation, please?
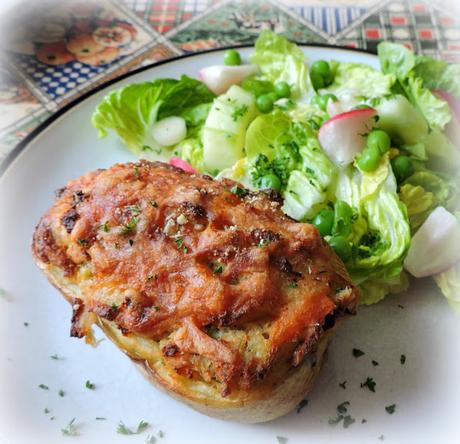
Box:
[32, 161, 358, 423]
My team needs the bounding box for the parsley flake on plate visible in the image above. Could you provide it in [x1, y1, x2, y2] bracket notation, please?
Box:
[360, 377, 376, 392]
[385, 404, 396, 414]
[296, 399, 308, 413]
[352, 348, 365, 358]
[117, 420, 149, 435]
[85, 380, 95, 390]
[61, 418, 78, 436]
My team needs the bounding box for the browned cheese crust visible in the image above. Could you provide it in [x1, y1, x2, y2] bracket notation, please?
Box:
[32, 160, 359, 420]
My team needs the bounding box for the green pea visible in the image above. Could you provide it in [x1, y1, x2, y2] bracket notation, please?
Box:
[367, 129, 391, 154]
[311, 94, 338, 111]
[357, 146, 382, 172]
[259, 173, 282, 191]
[333, 200, 353, 237]
[223, 49, 241, 66]
[391, 155, 414, 183]
[311, 60, 332, 83]
[256, 94, 274, 113]
[274, 81, 291, 99]
[312, 208, 335, 237]
[328, 235, 352, 262]
[310, 71, 325, 90]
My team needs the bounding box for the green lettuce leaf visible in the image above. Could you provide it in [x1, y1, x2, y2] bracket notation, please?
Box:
[378, 42, 416, 79]
[406, 76, 451, 130]
[92, 75, 215, 158]
[434, 262, 460, 312]
[336, 160, 411, 305]
[377, 42, 453, 130]
[324, 62, 396, 102]
[250, 30, 311, 99]
[399, 184, 437, 232]
[414, 57, 460, 99]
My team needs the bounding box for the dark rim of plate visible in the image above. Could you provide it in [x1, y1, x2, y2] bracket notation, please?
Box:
[0, 43, 378, 177]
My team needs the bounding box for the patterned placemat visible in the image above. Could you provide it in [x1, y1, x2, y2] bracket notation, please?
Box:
[0, 0, 458, 162]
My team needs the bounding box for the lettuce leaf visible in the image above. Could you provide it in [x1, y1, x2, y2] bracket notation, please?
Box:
[377, 42, 453, 130]
[250, 30, 311, 100]
[414, 57, 460, 99]
[323, 62, 396, 102]
[92, 75, 215, 158]
[434, 262, 460, 312]
[336, 159, 411, 305]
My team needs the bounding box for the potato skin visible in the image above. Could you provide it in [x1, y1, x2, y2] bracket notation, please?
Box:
[132, 330, 333, 423]
[32, 161, 359, 422]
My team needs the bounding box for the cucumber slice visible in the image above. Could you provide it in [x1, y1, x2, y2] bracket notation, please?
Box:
[203, 85, 258, 171]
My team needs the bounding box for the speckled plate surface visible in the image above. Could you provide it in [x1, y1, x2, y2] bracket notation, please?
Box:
[0, 46, 458, 444]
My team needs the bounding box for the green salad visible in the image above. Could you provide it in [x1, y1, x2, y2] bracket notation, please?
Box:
[92, 31, 460, 310]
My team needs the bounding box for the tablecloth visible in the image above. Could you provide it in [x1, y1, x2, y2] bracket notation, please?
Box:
[0, 0, 459, 163]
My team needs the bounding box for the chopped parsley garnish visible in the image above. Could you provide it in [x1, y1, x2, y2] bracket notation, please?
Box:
[85, 380, 95, 390]
[258, 239, 271, 247]
[360, 377, 376, 392]
[100, 221, 110, 232]
[146, 436, 157, 444]
[117, 420, 149, 435]
[385, 404, 396, 414]
[121, 216, 139, 234]
[296, 399, 308, 413]
[129, 239, 134, 246]
[58, 389, 65, 397]
[400, 354, 406, 365]
[77, 239, 88, 247]
[175, 237, 188, 253]
[50, 354, 64, 360]
[38, 384, 49, 390]
[134, 165, 140, 178]
[61, 418, 78, 436]
[24, 322, 29, 327]
[339, 380, 347, 389]
[111, 303, 118, 312]
[372, 360, 379, 366]
[231, 104, 248, 122]
[150, 200, 158, 208]
[153, 306, 161, 312]
[44, 408, 50, 414]
[329, 401, 355, 428]
[229, 185, 248, 197]
[212, 262, 224, 274]
[158, 430, 164, 438]
[277, 437, 288, 444]
[337, 401, 350, 414]
[352, 348, 365, 358]
[361, 418, 367, 423]
[288, 282, 298, 289]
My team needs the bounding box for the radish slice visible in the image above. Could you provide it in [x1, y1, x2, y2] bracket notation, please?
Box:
[318, 107, 377, 166]
[434, 89, 460, 122]
[169, 157, 197, 174]
[199, 64, 258, 95]
[152, 116, 187, 146]
[404, 207, 460, 278]
[434, 90, 460, 145]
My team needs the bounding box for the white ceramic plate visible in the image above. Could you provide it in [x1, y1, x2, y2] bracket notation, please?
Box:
[0, 46, 458, 444]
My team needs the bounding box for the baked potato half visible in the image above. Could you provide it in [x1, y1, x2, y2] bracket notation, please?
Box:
[32, 161, 358, 423]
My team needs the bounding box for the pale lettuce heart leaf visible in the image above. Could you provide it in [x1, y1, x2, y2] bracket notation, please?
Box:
[406, 76, 451, 130]
[434, 262, 460, 312]
[250, 30, 311, 100]
[323, 62, 396, 102]
[336, 161, 411, 305]
[92, 75, 215, 158]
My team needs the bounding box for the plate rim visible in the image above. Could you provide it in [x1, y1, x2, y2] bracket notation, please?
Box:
[0, 43, 378, 178]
